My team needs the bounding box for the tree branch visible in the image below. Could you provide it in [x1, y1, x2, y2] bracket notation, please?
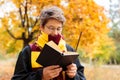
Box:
[19, 7, 25, 27]
[33, 18, 39, 27]
[6, 29, 23, 40]
[75, 32, 82, 51]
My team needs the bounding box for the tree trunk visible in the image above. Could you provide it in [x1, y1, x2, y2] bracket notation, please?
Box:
[23, 39, 29, 48]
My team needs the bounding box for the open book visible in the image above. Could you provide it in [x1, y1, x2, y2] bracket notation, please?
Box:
[36, 41, 79, 70]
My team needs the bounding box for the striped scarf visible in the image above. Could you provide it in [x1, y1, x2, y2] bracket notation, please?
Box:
[36, 32, 67, 52]
[35, 32, 67, 80]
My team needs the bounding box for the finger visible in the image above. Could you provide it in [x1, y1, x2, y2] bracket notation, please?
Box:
[67, 64, 77, 70]
[66, 70, 77, 78]
[50, 67, 62, 73]
[43, 67, 62, 79]
[45, 67, 62, 75]
[49, 68, 62, 79]
[44, 66, 62, 75]
[46, 65, 60, 70]
[67, 63, 76, 68]
[66, 72, 76, 78]
[50, 73, 60, 79]
[69, 67, 77, 70]
[66, 69, 76, 73]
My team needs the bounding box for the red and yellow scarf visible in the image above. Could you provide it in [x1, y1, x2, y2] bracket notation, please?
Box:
[30, 32, 67, 80]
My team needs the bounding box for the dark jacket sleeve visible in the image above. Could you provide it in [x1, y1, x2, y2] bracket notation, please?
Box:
[66, 44, 86, 80]
[11, 46, 43, 80]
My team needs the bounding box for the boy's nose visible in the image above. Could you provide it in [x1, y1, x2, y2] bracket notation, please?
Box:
[52, 29, 58, 36]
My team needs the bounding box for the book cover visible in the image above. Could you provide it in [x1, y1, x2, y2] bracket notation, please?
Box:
[36, 41, 79, 70]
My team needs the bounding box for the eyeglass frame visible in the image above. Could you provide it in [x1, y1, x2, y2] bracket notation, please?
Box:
[45, 25, 63, 32]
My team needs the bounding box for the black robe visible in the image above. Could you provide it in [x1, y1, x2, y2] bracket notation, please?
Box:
[11, 44, 86, 80]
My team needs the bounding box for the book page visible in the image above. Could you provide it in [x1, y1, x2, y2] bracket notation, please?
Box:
[46, 41, 79, 56]
[64, 51, 79, 55]
[46, 41, 62, 54]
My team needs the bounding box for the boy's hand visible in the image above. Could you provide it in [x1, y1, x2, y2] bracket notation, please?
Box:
[66, 63, 77, 78]
[42, 65, 62, 80]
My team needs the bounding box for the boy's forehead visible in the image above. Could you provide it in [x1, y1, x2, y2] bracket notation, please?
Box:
[46, 18, 63, 25]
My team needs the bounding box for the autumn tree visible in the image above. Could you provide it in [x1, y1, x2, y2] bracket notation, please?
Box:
[0, 0, 61, 53]
[62, 0, 115, 63]
[0, 0, 115, 64]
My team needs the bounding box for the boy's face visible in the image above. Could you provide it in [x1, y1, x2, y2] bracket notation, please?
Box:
[41, 18, 63, 36]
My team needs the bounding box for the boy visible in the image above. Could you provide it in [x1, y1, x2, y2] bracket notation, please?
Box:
[11, 6, 86, 80]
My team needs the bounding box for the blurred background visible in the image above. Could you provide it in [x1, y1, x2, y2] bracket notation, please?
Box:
[0, 0, 120, 80]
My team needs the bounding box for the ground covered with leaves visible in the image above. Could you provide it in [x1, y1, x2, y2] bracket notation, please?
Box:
[0, 58, 15, 80]
[0, 57, 120, 80]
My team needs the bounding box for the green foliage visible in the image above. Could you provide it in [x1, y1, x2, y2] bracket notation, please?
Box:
[108, 23, 120, 64]
[6, 41, 18, 54]
[109, 42, 120, 64]
[95, 40, 115, 64]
